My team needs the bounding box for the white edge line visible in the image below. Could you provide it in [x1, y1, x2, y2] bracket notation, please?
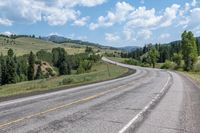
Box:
[118, 75, 171, 133]
[0, 57, 138, 107]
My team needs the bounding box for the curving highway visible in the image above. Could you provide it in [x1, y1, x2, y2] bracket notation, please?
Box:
[0, 57, 200, 133]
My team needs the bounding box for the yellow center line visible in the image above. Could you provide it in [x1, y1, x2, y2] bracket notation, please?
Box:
[0, 86, 121, 128]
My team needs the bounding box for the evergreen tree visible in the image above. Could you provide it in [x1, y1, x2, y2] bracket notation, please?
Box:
[6, 49, 17, 84]
[28, 51, 35, 80]
[196, 39, 200, 56]
[1, 58, 8, 85]
[6, 57, 17, 84]
[59, 61, 71, 75]
[8, 49, 14, 57]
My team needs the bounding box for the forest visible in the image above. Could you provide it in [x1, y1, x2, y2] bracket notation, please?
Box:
[0, 46, 101, 86]
[121, 31, 200, 71]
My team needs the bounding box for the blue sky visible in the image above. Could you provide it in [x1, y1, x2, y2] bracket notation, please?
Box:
[0, 0, 200, 47]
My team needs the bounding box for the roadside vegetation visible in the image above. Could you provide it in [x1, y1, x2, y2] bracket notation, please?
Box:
[0, 36, 129, 98]
[0, 61, 128, 98]
[108, 31, 200, 83]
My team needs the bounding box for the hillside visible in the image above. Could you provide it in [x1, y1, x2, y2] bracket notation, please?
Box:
[0, 36, 117, 56]
[41, 35, 118, 50]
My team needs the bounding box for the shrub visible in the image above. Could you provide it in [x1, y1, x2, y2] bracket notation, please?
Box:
[62, 78, 74, 85]
[46, 68, 56, 76]
[193, 61, 200, 72]
[124, 59, 141, 66]
[161, 60, 175, 69]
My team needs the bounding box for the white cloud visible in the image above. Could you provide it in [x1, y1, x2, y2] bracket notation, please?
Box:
[56, 0, 107, 7]
[123, 29, 133, 41]
[1, 31, 15, 36]
[190, 8, 200, 24]
[191, 0, 197, 6]
[89, 1, 134, 30]
[137, 30, 152, 40]
[105, 33, 120, 42]
[79, 0, 107, 7]
[126, 7, 162, 29]
[49, 32, 63, 36]
[73, 16, 89, 26]
[0, 0, 106, 26]
[160, 4, 180, 27]
[44, 8, 78, 26]
[160, 33, 170, 39]
[0, 18, 13, 26]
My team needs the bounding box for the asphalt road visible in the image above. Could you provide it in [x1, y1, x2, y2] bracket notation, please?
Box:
[0, 57, 200, 133]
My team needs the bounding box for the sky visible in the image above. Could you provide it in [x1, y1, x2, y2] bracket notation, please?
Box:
[0, 0, 200, 47]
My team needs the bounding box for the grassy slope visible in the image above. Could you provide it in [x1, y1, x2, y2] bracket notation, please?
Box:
[109, 57, 200, 85]
[182, 72, 200, 84]
[107, 57, 128, 63]
[0, 37, 116, 56]
[0, 61, 128, 98]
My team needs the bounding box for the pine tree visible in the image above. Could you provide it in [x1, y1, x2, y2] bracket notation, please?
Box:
[196, 39, 200, 56]
[1, 58, 8, 85]
[28, 51, 35, 80]
[6, 49, 17, 84]
[59, 61, 71, 75]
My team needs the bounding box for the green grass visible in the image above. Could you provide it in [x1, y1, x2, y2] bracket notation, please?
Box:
[182, 72, 200, 84]
[107, 57, 128, 63]
[0, 37, 117, 56]
[0, 61, 128, 98]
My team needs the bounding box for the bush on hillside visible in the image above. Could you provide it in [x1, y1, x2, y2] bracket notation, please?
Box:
[124, 59, 140, 66]
[193, 61, 200, 72]
[161, 60, 176, 69]
[62, 78, 74, 85]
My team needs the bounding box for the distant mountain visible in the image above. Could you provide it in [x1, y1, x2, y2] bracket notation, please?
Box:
[166, 36, 200, 45]
[41, 35, 119, 50]
[42, 35, 66, 43]
[117, 46, 140, 52]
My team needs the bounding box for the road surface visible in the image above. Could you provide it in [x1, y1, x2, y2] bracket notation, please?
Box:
[0, 57, 200, 133]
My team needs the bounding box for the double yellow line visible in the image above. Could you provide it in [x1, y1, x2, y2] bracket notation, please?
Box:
[0, 86, 122, 128]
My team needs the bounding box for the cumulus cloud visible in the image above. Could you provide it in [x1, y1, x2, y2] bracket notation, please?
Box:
[105, 33, 120, 42]
[126, 7, 162, 29]
[160, 33, 170, 39]
[49, 32, 63, 36]
[137, 30, 152, 40]
[73, 16, 89, 26]
[1, 31, 15, 36]
[0, 18, 13, 26]
[0, 0, 106, 26]
[89, 1, 134, 30]
[191, 0, 197, 7]
[56, 0, 107, 7]
[160, 4, 180, 27]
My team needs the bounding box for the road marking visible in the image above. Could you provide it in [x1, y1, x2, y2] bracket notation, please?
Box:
[0, 84, 125, 128]
[118, 75, 171, 133]
[0, 58, 139, 128]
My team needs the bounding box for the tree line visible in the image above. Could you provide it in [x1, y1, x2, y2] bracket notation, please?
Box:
[121, 31, 200, 71]
[0, 47, 101, 85]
